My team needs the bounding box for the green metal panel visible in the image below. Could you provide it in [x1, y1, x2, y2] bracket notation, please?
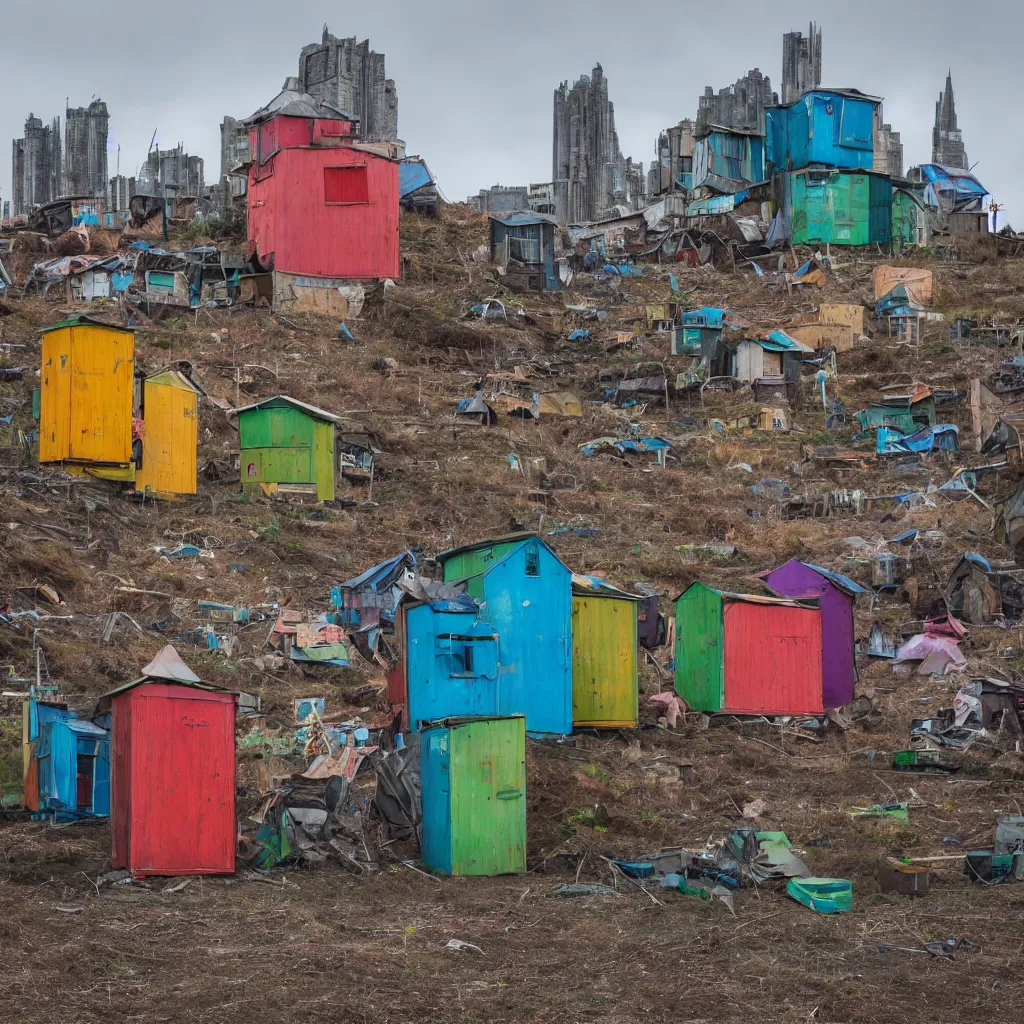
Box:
[241, 446, 313, 484]
[441, 540, 525, 583]
[892, 191, 918, 247]
[791, 171, 891, 246]
[238, 407, 316, 450]
[674, 583, 723, 712]
[449, 717, 526, 875]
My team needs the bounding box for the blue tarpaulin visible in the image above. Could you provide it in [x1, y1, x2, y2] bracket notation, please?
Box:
[877, 424, 959, 455]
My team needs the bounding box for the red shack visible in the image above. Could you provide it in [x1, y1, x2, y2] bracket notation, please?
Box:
[674, 583, 824, 716]
[245, 79, 401, 314]
[100, 646, 238, 878]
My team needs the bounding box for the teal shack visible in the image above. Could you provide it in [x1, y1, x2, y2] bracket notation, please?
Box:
[434, 534, 573, 735]
[30, 705, 110, 820]
[236, 395, 338, 502]
[783, 169, 892, 246]
[420, 715, 526, 876]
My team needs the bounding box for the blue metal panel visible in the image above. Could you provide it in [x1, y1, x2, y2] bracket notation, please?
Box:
[478, 541, 573, 735]
[767, 91, 879, 174]
[406, 606, 501, 728]
[35, 715, 109, 817]
[398, 159, 434, 198]
[420, 724, 452, 873]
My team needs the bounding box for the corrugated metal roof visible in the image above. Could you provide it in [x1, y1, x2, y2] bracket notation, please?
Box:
[232, 394, 340, 423]
[800, 563, 867, 595]
[246, 78, 356, 125]
[489, 212, 559, 227]
[41, 314, 133, 334]
[571, 574, 640, 599]
[339, 551, 413, 591]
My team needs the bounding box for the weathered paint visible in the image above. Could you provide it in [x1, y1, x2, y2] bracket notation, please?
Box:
[247, 116, 399, 280]
[785, 169, 892, 246]
[39, 319, 134, 465]
[134, 372, 199, 497]
[723, 601, 823, 715]
[766, 90, 879, 175]
[110, 682, 237, 877]
[438, 537, 533, 583]
[238, 397, 336, 501]
[31, 712, 109, 817]
[759, 560, 859, 708]
[674, 583, 723, 712]
[405, 606, 501, 727]
[421, 716, 526, 876]
[572, 594, 638, 727]
[693, 129, 765, 187]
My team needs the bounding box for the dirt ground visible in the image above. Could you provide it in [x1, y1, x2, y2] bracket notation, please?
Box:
[3, 210, 1024, 1022]
[4, 725, 1024, 1024]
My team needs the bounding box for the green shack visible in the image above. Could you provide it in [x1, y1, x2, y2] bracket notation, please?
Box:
[236, 395, 338, 501]
[784, 169, 892, 246]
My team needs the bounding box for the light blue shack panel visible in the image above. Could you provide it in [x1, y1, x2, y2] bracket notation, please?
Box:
[477, 541, 573, 735]
[406, 606, 501, 727]
[766, 91, 878, 175]
[420, 724, 453, 874]
[36, 718, 110, 817]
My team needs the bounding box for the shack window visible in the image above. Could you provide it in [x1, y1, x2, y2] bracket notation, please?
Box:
[325, 166, 369, 204]
[525, 547, 539, 577]
[508, 228, 541, 264]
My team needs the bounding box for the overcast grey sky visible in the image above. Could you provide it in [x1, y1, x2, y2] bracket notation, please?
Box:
[3, 0, 1022, 226]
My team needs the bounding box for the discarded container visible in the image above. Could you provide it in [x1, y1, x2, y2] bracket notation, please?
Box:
[876, 859, 930, 895]
[786, 877, 853, 914]
[964, 851, 1017, 884]
[420, 716, 526, 876]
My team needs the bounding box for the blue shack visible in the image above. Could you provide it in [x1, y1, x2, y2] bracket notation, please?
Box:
[403, 597, 502, 728]
[489, 213, 560, 292]
[427, 534, 573, 735]
[25, 702, 109, 819]
[766, 89, 881, 175]
[693, 127, 766, 191]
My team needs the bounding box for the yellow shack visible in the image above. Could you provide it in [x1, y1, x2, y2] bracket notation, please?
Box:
[39, 315, 135, 475]
[571, 574, 639, 728]
[134, 370, 201, 498]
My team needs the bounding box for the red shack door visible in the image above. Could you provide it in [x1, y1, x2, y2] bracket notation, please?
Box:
[131, 686, 236, 876]
[722, 602, 824, 716]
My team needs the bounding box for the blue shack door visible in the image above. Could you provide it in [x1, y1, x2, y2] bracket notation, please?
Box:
[406, 606, 500, 728]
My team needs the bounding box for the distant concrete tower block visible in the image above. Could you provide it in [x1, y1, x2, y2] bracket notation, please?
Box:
[781, 22, 822, 105]
[298, 26, 399, 142]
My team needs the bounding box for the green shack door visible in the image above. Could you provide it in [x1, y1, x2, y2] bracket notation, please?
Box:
[674, 584, 723, 712]
[449, 718, 526, 875]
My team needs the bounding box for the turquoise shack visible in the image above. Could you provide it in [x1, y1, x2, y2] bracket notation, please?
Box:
[420, 715, 527, 876]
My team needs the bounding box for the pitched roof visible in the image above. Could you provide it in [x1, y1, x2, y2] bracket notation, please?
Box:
[245, 77, 357, 125]
[41, 314, 133, 334]
[434, 533, 539, 564]
[142, 644, 201, 683]
[233, 394, 340, 423]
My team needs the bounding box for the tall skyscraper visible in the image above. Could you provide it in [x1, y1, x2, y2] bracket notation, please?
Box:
[64, 99, 109, 197]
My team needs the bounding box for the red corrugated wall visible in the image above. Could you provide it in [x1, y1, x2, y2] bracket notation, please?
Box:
[110, 684, 237, 877]
[722, 602, 824, 715]
[247, 120, 399, 280]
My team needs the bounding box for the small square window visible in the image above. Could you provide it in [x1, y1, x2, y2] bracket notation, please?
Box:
[325, 166, 368, 204]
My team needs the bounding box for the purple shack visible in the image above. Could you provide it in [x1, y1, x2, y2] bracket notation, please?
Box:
[757, 560, 864, 708]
